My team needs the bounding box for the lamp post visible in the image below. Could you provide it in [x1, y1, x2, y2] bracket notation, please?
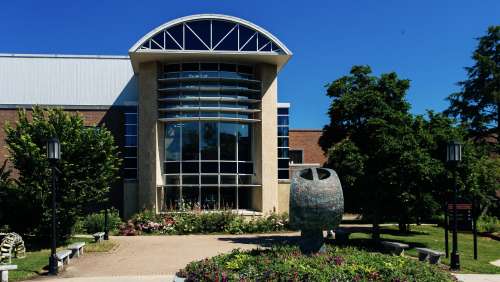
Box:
[446, 140, 462, 271]
[104, 208, 109, 240]
[47, 138, 61, 275]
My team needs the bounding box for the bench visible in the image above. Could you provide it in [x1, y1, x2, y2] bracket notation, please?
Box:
[415, 248, 445, 264]
[0, 265, 17, 282]
[381, 241, 410, 255]
[67, 242, 86, 258]
[56, 250, 72, 268]
[93, 232, 105, 243]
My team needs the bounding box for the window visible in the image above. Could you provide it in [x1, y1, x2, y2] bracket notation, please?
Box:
[201, 122, 218, 160]
[165, 124, 181, 161]
[277, 105, 289, 180]
[289, 149, 303, 164]
[182, 122, 199, 160]
[159, 62, 261, 211]
[123, 108, 137, 180]
[220, 123, 237, 160]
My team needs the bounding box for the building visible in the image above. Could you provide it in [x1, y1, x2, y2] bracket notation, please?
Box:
[0, 14, 301, 217]
[289, 129, 327, 166]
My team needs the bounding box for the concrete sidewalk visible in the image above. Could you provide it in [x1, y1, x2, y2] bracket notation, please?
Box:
[30, 233, 499, 282]
[33, 233, 298, 280]
[453, 274, 500, 282]
[36, 276, 174, 282]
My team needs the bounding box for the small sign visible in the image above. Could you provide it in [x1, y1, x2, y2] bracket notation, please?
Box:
[447, 203, 473, 231]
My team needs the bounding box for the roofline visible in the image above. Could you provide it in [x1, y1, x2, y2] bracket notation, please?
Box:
[129, 14, 292, 55]
[0, 53, 130, 60]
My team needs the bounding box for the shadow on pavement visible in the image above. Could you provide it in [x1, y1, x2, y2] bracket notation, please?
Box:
[217, 234, 300, 248]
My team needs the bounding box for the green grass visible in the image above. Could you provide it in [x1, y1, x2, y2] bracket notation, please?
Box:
[8, 237, 118, 282]
[347, 225, 500, 274]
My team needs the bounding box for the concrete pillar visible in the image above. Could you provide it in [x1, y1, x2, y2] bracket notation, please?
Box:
[137, 62, 158, 211]
[256, 63, 279, 213]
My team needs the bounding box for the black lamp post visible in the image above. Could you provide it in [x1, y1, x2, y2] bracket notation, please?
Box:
[104, 207, 109, 240]
[47, 138, 61, 275]
[446, 140, 462, 271]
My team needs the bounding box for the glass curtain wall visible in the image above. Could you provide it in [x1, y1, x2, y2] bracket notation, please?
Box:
[159, 63, 260, 211]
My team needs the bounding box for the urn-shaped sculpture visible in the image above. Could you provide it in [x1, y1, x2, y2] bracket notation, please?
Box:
[289, 167, 344, 253]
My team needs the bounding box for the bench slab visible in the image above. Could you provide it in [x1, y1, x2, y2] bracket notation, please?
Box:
[93, 232, 105, 242]
[0, 265, 17, 271]
[415, 248, 445, 264]
[56, 250, 72, 261]
[67, 242, 86, 257]
[67, 242, 85, 249]
[0, 265, 17, 282]
[381, 241, 410, 255]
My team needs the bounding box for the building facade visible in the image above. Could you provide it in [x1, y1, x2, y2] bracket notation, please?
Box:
[0, 14, 295, 217]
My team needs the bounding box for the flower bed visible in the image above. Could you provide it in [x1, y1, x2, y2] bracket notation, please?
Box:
[119, 210, 289, 235]
[178, 246, 454, 282]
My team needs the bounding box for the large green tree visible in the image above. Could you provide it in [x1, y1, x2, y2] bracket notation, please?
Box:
[319, 65, 423, 236]
[321, 66, 499, 235]
[2, 107, 121, 243]
[445, 26, 500, 146]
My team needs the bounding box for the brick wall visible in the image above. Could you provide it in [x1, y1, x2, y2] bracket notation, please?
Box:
[289, 129, 327, 165]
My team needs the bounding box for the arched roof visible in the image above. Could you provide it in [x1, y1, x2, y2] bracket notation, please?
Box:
[129, 14, 292, 55]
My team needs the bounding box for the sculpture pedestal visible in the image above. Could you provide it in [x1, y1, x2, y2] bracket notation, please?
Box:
[299, 229, 326, 254]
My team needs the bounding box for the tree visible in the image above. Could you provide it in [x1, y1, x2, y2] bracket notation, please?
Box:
[320, 65, 499, 234]
[445, 26, 500, 147]
[320, 65, 420, 235]
[3, 107, 121, 243]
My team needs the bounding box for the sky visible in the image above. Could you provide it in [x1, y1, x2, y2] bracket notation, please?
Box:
[0, 1, 498, 129]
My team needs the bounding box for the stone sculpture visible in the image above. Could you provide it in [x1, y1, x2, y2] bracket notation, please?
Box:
[289, 167, 344, 254]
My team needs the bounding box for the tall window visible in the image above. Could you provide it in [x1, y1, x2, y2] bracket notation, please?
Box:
[277, 105, 290, 180]
[163, 121, 254, 210]
[123, 107, 138, 180]
[159, 63, 259, 211]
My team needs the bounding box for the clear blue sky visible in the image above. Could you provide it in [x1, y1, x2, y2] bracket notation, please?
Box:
[1, 1, 498, 129]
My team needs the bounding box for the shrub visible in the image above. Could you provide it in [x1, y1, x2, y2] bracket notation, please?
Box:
[477, 215, 500, 233]
[121, 210, 289, 235]
[179, 245, 454, 282]
[81, 209, 122, 234]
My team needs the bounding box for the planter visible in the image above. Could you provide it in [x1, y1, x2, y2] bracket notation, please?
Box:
[173, 275, 185, 282]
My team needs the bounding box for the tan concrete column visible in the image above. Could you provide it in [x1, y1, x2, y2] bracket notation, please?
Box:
[256, 63, 279, 213]
[138, 62, 158, 211]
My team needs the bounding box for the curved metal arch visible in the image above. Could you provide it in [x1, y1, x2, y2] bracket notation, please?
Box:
[129, 14, 292, 55]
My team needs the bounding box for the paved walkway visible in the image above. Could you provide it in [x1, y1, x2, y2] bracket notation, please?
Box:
[32, 233, 500, 282]
[454, 274, 500, 282]
[35, 233, 299, 281]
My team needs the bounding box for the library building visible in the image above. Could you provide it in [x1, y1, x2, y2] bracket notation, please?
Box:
[0, 14, 326, 217]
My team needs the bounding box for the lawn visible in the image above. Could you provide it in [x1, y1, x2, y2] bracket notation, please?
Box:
[8, 237, 117, 282]
[346, 225, 500, 274]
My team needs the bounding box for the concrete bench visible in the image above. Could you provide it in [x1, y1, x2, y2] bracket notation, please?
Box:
[381, 241, 410, 255]
[67, 242, 86, 258]
[56, 250, 72, 268]
[0, 265, 17, 282]
[415, 248, 445, 264]
[93, 232, 105, 243]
